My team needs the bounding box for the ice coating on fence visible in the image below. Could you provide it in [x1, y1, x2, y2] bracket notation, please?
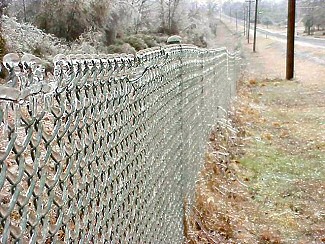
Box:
[0, 44, 240, 243]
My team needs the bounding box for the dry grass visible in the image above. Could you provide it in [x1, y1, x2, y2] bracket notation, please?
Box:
[185, 77, 325, 243]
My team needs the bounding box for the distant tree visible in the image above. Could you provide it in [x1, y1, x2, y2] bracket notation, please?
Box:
[87, 0, 145, 45]
[300, 0, 325, 34]
[131, 0, 149, 34]
[313, 5, 325, 30]
[0, 0, 8, 17]
[4, 0, 35, 22]
[35, 0, 88, 41]
[103, 1, 141, 45]
[158, 0, 182, 34]
[303, 15, 314, 35]
[7, 0, 89, 41]
[206, 0, 219, 17]
[261, 16, 273, 28]
[3, 0, 251, 50]
[88, 0, 110, 29]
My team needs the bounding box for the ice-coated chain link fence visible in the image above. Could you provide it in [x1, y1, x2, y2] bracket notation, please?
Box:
[0, 44, 239, 243]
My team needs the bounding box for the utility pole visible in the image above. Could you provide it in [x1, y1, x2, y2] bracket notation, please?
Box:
[246, 0, 253, 43]
[243, 7, 246, 36]
[253, 0, 259, 52]
[246, 6, 249, 38]
[236, 11, 238, 32]
[286, 0, 296, 80]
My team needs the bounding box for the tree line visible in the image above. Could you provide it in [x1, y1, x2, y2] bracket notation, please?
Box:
[3, 0, 221, 44]
[299, 0, 325, 35]
[223, 0, 325, 35]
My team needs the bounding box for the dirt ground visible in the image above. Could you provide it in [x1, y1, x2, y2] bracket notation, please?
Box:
[185, 19, 325, 243]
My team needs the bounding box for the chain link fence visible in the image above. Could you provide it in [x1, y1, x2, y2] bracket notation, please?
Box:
[0, 44, 239, 243]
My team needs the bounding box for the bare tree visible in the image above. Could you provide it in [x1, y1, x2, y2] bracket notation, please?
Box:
[34, 0, 88, 41]
[158, 0, 181, 34]
[300, 0, 325, 34]
[0, 0, 10, 17]
[132, 0, 148, 33]
[102, 0, 140, 45]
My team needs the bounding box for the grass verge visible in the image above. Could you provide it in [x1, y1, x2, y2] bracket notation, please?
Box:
[185, 78, 325, 243]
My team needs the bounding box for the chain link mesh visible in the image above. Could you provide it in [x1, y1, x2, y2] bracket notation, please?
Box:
[0, 44, 239, 243]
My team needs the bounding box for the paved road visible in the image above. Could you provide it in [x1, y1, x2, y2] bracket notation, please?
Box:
[256, 28, 325, 65]
[257, 28, 325, 48]
[222, 15, 325, 65]
[222, 14, 325, 48]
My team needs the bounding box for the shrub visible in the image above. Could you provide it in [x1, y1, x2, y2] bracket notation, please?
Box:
[0, 32, 7, 79]
[114, 39, 125, 46]
[2, 16, 69, 57]
[31, 43, 49, 57]
[106, 43, 136, 54]
[107, 44, 124, 54]
[188, 34, 208, 48]
[123, 35, 148, 51]
[35, 0, 88, 41]
[0, 31, 6, 60]
[138, 34, 158, 48]
[154, 35, 169, 44]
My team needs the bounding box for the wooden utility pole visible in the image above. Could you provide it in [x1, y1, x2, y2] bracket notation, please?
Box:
[236, 11, 238, 32]
[253, 0, 259, 52]
[286, 0, 296, 80]
[246, 0, 253, 43]
[243, 7, 246, 36]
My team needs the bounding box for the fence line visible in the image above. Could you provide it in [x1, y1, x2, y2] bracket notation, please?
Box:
[0, 44, 239, 243]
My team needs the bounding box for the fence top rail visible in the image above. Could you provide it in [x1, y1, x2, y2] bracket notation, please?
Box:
[0, 45, 232, 103]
